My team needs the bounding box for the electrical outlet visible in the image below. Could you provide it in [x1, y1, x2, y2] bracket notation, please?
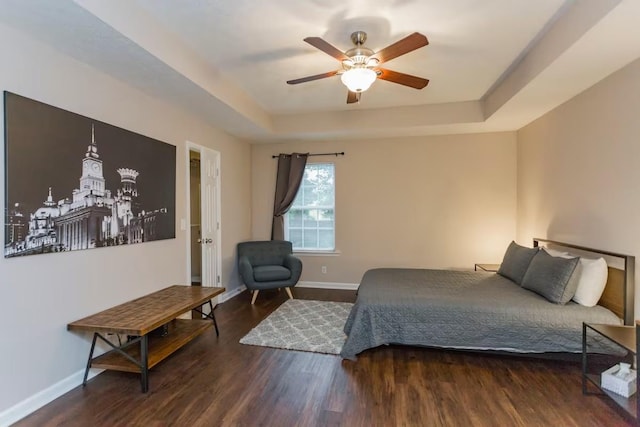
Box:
[321, 266, 327, 274]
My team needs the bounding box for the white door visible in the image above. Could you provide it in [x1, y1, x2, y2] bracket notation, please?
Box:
[199, 147, 221, 288]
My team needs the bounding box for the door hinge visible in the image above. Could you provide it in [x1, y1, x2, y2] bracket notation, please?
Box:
[216, 222, 220, 230]
[217, 275, 221, 284]
[216, 168, 219, 177]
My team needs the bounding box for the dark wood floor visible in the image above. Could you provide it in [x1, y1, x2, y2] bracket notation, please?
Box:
[16, 288, 634, 426]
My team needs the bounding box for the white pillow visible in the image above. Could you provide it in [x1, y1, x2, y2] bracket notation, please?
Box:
[572, 257, 608, 307]
[542, 248, 608, 307]
[543, 247, 569, 257]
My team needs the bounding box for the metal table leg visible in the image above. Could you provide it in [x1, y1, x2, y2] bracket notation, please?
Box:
[208, 300, 219, 336]
[582, 322, 587, 394]
[82, 333, 98, 386]
[140, 335, 149, 393]
[193, 299, 220, 337]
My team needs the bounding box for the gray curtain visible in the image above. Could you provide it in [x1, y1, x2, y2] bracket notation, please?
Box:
[271, 153, 309, 240]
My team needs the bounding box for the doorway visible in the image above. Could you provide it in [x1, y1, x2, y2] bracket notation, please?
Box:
[189, 151, 202, 285]
[187, 143, 222, 316]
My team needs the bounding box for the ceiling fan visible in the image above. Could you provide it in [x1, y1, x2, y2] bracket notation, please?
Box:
[287, 31, 429, 104]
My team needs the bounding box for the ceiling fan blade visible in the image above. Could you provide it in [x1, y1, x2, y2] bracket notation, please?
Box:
[304, 37, 349, 61]
[371, 32, 429, 64]
[377, 68, 429, 89]
[287, 70, 338, 85]
[346, 91, 360, 104]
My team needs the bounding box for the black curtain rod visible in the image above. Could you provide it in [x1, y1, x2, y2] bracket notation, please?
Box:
[271, 152, 345, 159]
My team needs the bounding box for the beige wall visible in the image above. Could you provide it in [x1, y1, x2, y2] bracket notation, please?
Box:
[252, 133, 517, 284]
[0, 23, 250, 418]
[517, 57, 640, 315]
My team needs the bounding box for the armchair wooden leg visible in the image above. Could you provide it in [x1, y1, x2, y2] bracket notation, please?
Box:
[251, 290, 259, 305]
[285, 287, 294, 300]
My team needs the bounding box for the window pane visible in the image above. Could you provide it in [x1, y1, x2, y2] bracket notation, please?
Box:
[303, 229, 318, 248]
[289, 229, 302, 248]
[316, 186, 333, 206]
[288, 209, 302, 227]
[298, 186, 308, 206]
[318, 230, 334, 249]
[303, 209, 318, 227]
[291, 195, 303, 208]
[318, 209, 334, 222]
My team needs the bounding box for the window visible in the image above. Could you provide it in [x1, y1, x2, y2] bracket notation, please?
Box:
[285, 163, 335, 251]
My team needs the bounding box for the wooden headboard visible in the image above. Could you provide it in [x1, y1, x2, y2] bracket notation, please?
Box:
[533, 238, 635, 325]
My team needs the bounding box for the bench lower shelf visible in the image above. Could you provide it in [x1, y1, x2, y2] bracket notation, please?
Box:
[92, 319, 212, 373]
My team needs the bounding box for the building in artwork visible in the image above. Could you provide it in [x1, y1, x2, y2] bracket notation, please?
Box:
[4, 125, 170, 257]
[5, 203, 27, 247]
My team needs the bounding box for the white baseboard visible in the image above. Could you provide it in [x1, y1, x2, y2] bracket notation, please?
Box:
[0, 368, 103, 426]
[297, 281, 359, 291]
[217, 282, 358, 299]
[218, 285, 246, 303]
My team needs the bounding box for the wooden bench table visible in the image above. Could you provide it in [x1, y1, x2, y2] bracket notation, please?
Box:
[68, 285, 225, 392]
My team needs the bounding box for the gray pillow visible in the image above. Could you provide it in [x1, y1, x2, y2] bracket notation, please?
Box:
[521, 249, 580, 304]
[497, 241, 539, 285]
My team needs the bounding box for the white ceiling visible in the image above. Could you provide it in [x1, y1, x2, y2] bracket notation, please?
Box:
[1, 0, 640, 142]
[133, 0, 564, 113]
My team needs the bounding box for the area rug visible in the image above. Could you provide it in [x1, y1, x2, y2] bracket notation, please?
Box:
[239, 299, 354, 355]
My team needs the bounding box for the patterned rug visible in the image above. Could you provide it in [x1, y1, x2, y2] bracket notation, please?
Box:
[239, 299, 354, 355]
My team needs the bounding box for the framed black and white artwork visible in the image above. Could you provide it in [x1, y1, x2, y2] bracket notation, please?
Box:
[4, 91, 176, 258]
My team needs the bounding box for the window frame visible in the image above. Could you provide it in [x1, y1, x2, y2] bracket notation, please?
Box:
[284, 162, 336, 253]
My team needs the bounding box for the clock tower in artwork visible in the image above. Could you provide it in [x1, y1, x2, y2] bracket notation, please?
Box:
[78, 124, 106, 198]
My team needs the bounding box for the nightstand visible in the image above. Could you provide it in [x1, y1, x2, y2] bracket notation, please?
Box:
[474, 263, 500, 272]
[582, 322, 638, 421]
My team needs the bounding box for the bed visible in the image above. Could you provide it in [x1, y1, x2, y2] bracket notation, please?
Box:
[340, 238, 635, 361]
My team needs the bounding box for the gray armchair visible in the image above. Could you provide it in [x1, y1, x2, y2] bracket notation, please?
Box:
[237, 240, 303, 304]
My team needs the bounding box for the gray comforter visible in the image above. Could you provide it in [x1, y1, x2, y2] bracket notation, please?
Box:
[341, 268, 621, 360]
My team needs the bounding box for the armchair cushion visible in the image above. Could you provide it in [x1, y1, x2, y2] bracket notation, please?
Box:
[254, 265, 291, 282]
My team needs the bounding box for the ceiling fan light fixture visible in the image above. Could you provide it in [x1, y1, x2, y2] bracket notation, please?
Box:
[290, 31, 429, 103]
[340, 68, 377, 93]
